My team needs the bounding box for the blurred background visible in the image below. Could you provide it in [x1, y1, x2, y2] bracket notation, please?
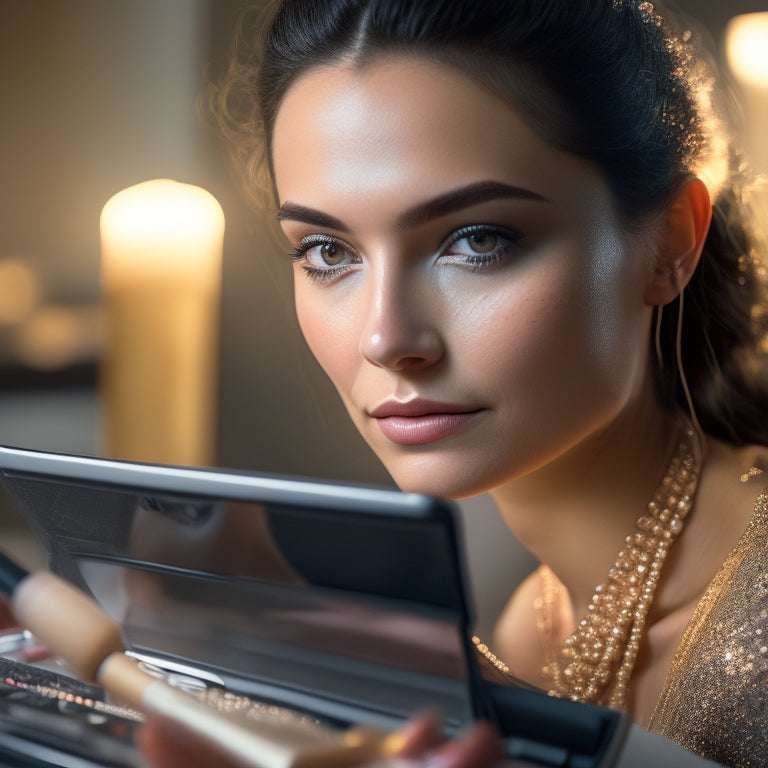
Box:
[0, 0, 766, 639]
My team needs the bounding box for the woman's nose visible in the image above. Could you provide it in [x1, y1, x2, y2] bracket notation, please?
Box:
[358, 276, 445, 371]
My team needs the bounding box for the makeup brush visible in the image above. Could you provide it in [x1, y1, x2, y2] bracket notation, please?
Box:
[0, 550, 402, 768]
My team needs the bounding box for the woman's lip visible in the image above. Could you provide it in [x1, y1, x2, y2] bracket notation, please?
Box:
[373, 409, 484, 445]
[368, 399, 479, 418]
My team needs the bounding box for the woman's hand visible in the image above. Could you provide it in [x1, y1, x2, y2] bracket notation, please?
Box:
[395, 714, 503, 768]
[139, 716, 233, 768]
[0, 597, 19, 630]
[139, 712, 503, 768]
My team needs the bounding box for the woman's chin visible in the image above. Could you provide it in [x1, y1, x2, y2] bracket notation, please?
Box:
[385, 463, 491, 501]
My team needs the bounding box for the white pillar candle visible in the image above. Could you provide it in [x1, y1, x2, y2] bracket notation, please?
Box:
[100, 179, 224, 465]
[726, 13, 768, 231]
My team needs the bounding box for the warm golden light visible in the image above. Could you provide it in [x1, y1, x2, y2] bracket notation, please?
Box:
[100, 179, 224, 466]
[100, 179, 224, 285]
[726, 12, 768, 249]
[0, 258, 41, 326]
[726, 13, 768, 89]
[14, 305, 102, 370]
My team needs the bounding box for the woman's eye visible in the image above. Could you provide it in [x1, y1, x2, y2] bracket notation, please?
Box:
[288, 235, 359, 282]
[441, 225, 523, 269]
[465, 231, 499, 254]
[310, 240, 352, 267]
[305, 239, 355, 268]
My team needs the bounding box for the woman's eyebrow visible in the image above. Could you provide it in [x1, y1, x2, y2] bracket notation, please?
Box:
[276, 204, 348, 230]
[395, 180, 551, 228]
[275, 180, 549, 231]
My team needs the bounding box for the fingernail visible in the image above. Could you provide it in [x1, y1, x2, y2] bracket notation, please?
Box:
[420, 751, 455, 768]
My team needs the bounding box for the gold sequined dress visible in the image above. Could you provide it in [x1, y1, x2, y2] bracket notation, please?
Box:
[649, 489, 768, 767]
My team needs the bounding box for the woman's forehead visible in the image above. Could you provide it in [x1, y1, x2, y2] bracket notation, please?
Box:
[271, 57, 610, 217]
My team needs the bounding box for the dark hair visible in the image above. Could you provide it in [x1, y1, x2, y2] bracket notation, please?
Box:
[211, 0, 768, 446]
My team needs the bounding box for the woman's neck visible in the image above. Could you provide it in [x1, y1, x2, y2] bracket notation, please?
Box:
[490, 394, 678, 618]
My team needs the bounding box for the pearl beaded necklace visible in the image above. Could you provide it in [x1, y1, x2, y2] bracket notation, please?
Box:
[541, 421, 702, 709]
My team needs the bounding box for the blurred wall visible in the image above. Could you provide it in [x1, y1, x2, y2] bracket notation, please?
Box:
[0, 0, 208, 299]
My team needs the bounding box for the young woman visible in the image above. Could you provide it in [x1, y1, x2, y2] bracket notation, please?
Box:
[142, 0, 768, 765]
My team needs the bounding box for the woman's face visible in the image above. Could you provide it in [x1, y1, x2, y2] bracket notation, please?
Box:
[272, 57, 656, 498]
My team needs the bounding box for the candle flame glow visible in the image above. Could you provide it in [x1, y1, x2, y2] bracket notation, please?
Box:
[100, 179, 225, 284]
[726, 13, 768, 89]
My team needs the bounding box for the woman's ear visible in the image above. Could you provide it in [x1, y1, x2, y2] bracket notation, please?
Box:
[644, 177, 712, 306]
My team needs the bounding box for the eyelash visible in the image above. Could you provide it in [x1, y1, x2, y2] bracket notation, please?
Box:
[287, 224, 524, 284]
[441, 224, 524, 270]
[287, 234, 359, 284]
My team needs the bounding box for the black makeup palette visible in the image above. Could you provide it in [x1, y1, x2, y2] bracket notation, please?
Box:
[0, 446, 627, 768]
[0, 653, 141, 767]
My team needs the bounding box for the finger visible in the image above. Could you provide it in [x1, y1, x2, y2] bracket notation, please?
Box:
[138, 716, 237, 768]
[391, 711, 445, 758]
[427, 721, 503, 768]
[0, 598, 19, 629]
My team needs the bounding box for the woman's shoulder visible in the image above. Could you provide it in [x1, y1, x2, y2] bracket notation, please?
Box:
[493, 567, 543, 654]
[669, 439, 768, 607]
[491, 566, 572, 690]
[650, 451, 768, 765]
[703, 439, 768, 538]
[731, 441, 768, 542]
[731, 442, 768, 485]
[694, 438, 768, 529]
[491, 569, 543, 679]
[688, 439, 768, 600]
[650, 439, 768, 760]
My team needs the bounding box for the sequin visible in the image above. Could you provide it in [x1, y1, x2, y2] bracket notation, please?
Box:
[650, 491, 768, 767]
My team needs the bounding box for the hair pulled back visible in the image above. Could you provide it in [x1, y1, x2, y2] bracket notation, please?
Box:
[212, 0, 768, 446]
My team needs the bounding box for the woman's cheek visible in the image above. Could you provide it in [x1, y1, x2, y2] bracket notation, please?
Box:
[294, 282, 357, 388]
